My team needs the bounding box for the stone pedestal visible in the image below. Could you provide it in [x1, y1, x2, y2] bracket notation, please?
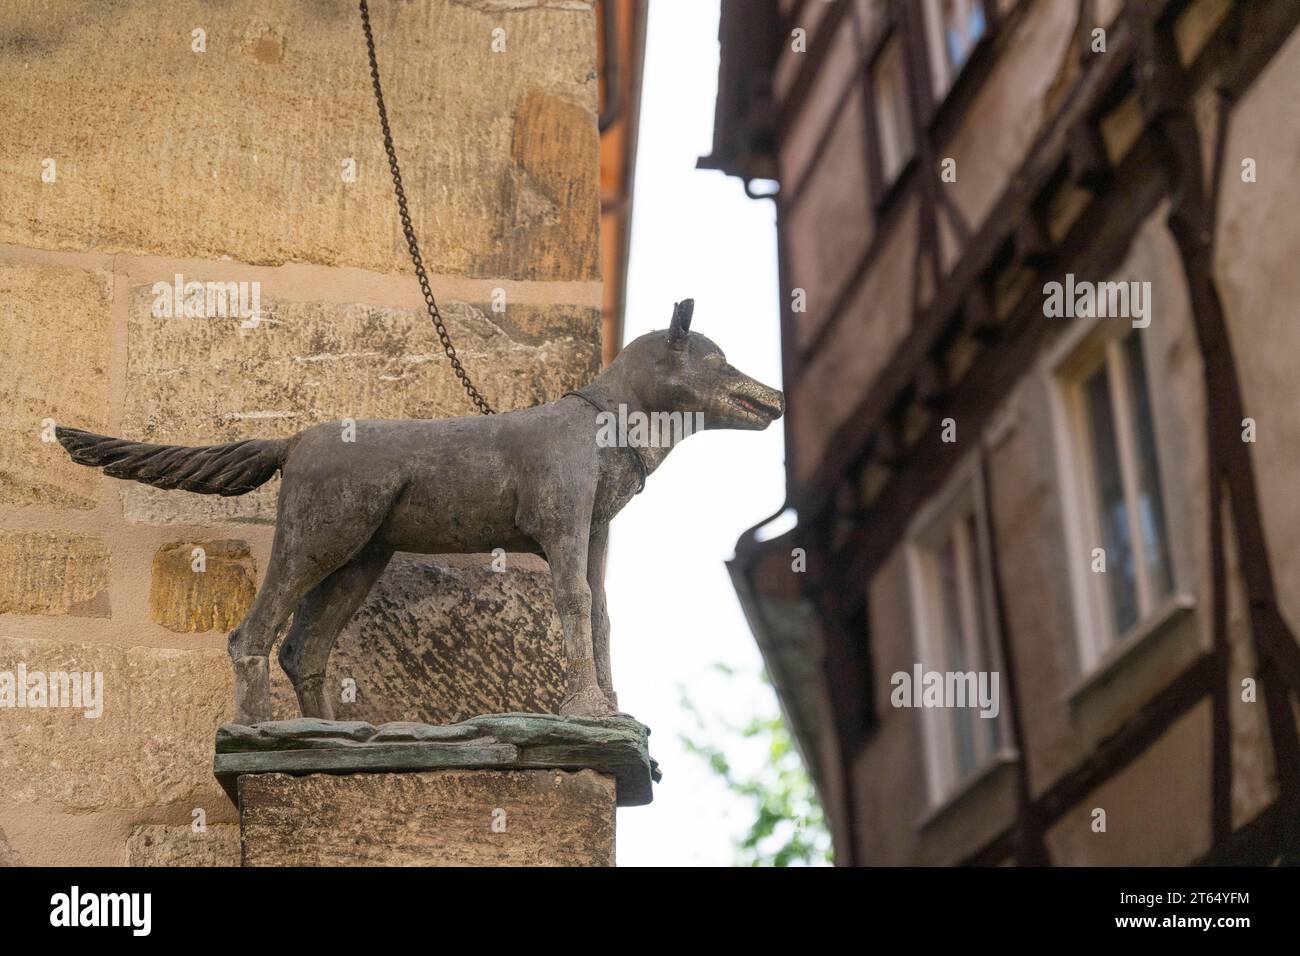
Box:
[239, 769, 616, 866]
[215, 714, 659, 867]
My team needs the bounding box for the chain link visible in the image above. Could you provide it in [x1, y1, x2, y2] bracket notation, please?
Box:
[359, 0, 494, 414]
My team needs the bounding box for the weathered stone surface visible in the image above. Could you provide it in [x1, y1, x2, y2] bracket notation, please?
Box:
[496, 89, 601, 281]
[149, 540, 257, 633]
[126, 824, 240, 867]
[0, 531, 110, 616]
[123, 481, 280, 527]
[0, 0, 605, 869]
[269, 557, 567, 724]
[0, 810, 143, 867]
[0, 563, 564, 816]
[0, 638, 233, 811]
[125, 645, 236, 809]
[0, 637, 128, 810]
[0, 0, 598, 277]
[121, 288, 599, 523]
[0, 262, 111, 509]
[479, 301, 600, 347]
[125, 287, 599, 439]
[217, 712, 658, 806]
[0, 825, 19, 866]
[239, 768, 616, 866]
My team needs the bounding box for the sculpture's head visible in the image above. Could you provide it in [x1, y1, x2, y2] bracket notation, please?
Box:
[614, 299, 785, 432]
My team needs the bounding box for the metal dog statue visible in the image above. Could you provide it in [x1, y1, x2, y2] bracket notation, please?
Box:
[56, 300, 784, 725]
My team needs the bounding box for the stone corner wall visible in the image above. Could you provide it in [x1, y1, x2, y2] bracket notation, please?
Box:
[0, 0, 601, 866]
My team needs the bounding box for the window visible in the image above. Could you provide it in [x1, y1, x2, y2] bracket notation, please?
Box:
[871, 36, 914, 187]
[906, 467, 1008, 806]
[923, 0, 988, 100]
[1053, 329, 1174, 671]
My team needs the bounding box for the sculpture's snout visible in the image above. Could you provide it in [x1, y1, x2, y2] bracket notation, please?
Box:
[727, 376, 784, 429]
[768, 386, 786, 419]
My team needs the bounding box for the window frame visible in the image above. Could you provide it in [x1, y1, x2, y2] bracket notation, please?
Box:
[920, 0, 992, 101]
[904, 455, 1011, 807]
[866, 28, 916, 196]
[1048, 318, 1179, 674]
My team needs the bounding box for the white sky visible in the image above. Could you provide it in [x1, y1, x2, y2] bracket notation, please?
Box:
[609, 0, 789, 866]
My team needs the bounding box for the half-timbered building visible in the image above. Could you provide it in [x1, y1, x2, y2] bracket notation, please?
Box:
[707, 0, 1300, 864]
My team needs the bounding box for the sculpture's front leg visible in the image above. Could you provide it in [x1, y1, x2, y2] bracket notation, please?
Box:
[542, 523, 609, 716]
[533, 494, 618, 717]
[587, 523, 618, 710]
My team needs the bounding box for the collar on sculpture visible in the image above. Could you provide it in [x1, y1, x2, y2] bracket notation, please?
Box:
[563, 389, 649, 494]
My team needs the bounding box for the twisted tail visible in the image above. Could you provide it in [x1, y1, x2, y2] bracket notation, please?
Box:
[55, 427, 290, 496]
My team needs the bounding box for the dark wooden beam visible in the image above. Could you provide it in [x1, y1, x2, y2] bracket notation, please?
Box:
[914, 352, 950, 408]
[1067, 120, 1112, 190]
[872, 410, 908, 468]
[1014, 208, 1054, 267]
[775, 0, 852, 142]
[978, 450, 1051, 866]
[963, 281, 1001, 342]
[836, 135, 1167, 601]
[793, 13, 1138, 516]
[1133, 0, 1300, 859]
[1196, 799, 1287, 865]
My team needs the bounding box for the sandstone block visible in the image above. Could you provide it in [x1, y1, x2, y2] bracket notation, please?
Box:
[0, 637, 233, 812]
[239, 769, 616, 866]
[0, 637, 128, 810]
[123, 482, 280, 528]
[0, 262, 111, 509]
[0, 531, 110, 616]
[126, 824, 240, 867]
[121, 287, 598, 523]
[495, 89, 602, 281]
[0, 0, 598, 277]
[268, 557, 566, 724]
[0, 825, 19, 866]
[149, 540, 257, 633]
[125, 644, 236, 809]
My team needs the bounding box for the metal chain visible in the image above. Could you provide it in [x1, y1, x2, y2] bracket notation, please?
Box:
[359, 0, 495, 414]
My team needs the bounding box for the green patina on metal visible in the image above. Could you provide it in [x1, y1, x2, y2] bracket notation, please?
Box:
[215, 712, 660, 807]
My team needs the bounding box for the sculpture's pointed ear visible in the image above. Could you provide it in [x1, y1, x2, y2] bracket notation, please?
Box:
[667, 298, 694, 347]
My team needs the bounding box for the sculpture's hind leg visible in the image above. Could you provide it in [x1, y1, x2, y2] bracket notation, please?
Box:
[278, 546, 393, 719]
[228, 487, 394, 725]
[228, 551, 327, 726]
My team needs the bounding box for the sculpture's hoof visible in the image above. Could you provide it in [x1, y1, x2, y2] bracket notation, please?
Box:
[294, 676, 335, 721]
[560, 685, 617, 716]
[232, 655, 273, 726]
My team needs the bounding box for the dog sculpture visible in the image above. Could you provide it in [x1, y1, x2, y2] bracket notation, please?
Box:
[55, 300, 784, 725]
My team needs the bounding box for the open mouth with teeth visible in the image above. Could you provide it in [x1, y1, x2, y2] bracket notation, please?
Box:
[730, 393, 782, 423]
